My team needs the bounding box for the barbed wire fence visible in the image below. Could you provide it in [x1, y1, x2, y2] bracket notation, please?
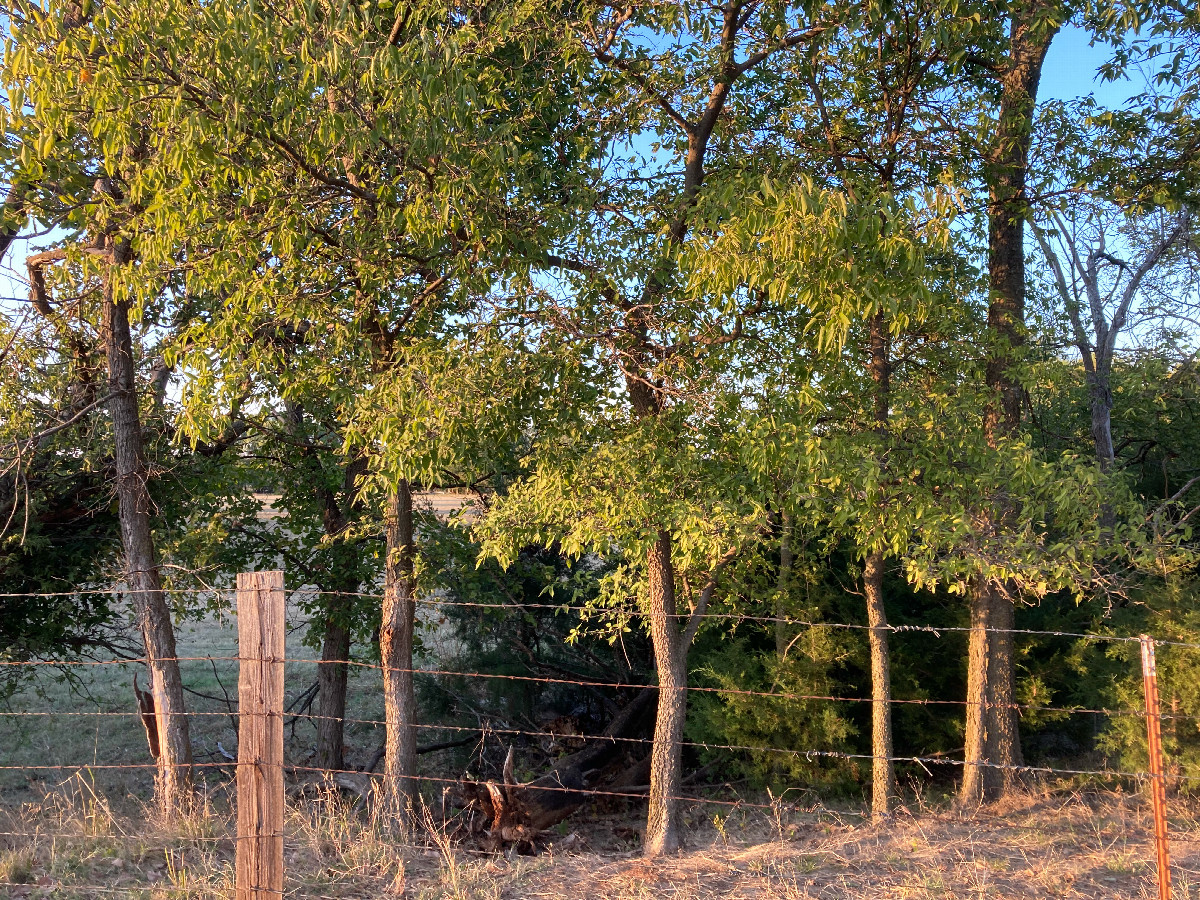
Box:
[0, 573, 1191, 898]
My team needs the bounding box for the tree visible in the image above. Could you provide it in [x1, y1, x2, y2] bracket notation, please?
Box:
[1032, 198, 1189, 473]
[478, 0, 879, 855]
[72, 0, 593, 820]
[750, 0, 983, 819]
[957, 0, 1067, 806]
[1, 4, 199, 812]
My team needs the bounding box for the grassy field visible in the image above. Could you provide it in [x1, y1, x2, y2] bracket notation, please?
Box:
[0, 597, 388, 806]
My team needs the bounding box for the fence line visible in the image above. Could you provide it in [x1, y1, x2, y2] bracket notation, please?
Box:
[0, 750, 1171, 786]
[0, 661, 1187, 796]
[0, 580, 1186, 900]
[5, 691, 1197, 722]
[4, 586, 1194, 647]
[0, 652, 1190, 718]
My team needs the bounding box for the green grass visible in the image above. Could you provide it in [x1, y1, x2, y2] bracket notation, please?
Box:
[0, 599, 387, 807]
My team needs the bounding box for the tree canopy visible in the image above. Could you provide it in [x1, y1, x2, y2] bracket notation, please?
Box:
[2, 0, 1200, 853]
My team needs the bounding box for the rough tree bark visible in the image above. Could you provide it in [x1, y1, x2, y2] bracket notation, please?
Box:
[644, 532, 687, 857]
[960, 577, 994, 804]
[381, 482, 417, 821]
[316, 609, 351, 772]
[863, 552, 893, 819]
[988, 582, 1023, 782]
[962, 1, 1061, 806]
[102, 237, 193, 814]
[865, 309, 895, 819]
[776, 511, 793, 658]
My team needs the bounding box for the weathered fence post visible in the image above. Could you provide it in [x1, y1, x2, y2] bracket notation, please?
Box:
[1140, 634, 1172, 900]
[237, 571, 285, 900]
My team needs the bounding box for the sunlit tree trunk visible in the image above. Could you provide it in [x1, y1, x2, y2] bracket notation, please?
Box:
[961, 579, 993, 805]
[863, 551, 893, 819]
[645, 531, 686, 856]
[381, 482, 417, 822]
[103, 240, 192, 814]
[963, 1, 1061, 806]
[865, 309, 895, 818]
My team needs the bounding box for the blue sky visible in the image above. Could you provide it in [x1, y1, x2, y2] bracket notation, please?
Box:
[1042, 25, 1138, 106]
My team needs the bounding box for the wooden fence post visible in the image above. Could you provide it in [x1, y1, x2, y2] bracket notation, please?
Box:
[1141, 634, 1172, 900]
[237, 571, 285, 900]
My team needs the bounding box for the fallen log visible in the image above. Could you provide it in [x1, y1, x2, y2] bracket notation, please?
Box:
[521, 685, 656, 829]
[471, 686, 658, 848]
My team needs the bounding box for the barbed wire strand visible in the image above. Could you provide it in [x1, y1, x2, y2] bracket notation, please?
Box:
[2, 586, 1193, 648]
[5, 649, 1199, 720]
[5, 691, 1199, 726]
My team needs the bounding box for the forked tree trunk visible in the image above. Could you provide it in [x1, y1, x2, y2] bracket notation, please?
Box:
[963, 2, 1061, 806]
[316, 606, 351, 771]
[863, 551, 893, 819]
[381, 483, 418, 821]
[645, 531, 686, 857]
[103, 244, 192, 814]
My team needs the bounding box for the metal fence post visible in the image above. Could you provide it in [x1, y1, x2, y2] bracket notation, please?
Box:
[1141, 634, 1172, 900]
[236, 571, 285, 900]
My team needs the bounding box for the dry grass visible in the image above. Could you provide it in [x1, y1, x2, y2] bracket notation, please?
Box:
[1, 781, 1198, 898]
[512, 790, 1199, 899]
[2, 605, 1196, 897]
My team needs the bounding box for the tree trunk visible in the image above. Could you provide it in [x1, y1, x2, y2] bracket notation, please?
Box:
[865, 310, 895, 818]
[968, 3, 1061, 806]
[776, 511, 793, 658]
[102, 246, 192, 815]
[316, 606, 351, 771]
[988, 583, 1023, 787]
[863, 551, 893, 820]
[962, 579, 1022, 804]
[381, 482, 417, 822]
[960, 579, 994, 806]
[645, 531, 686, 857]
[1088, 372, 1118, 534]
[1087, 372, 1116, 472]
